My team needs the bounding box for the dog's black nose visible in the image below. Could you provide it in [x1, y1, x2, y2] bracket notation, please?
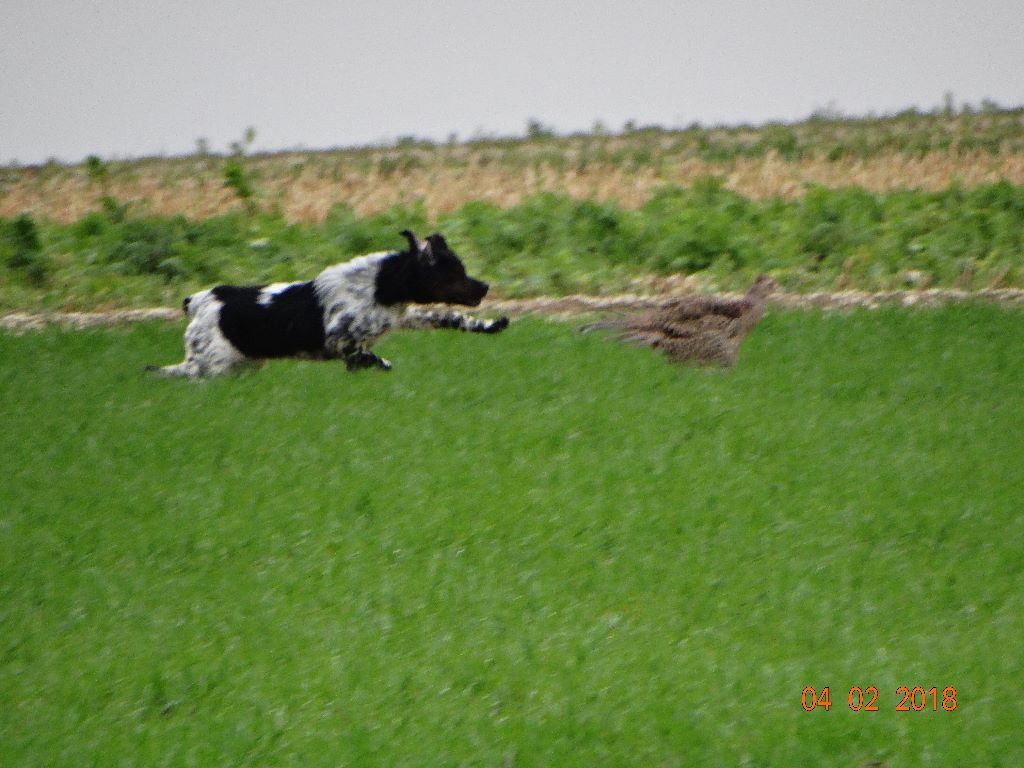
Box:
[471, 280, 488, 305]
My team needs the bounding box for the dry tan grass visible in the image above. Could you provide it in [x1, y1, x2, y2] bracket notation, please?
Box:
[4, 148, 1024, 224]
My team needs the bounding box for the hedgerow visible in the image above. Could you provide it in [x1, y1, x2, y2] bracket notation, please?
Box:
[2, 179, 1022, 310]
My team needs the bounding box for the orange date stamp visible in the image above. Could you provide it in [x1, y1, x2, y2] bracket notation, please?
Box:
[801, 686, 957, 712]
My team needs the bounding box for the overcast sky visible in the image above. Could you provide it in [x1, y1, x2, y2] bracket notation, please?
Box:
[2, 0, 1022, 165]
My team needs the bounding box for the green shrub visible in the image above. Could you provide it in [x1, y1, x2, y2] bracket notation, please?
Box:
[100, 196, 130, 224]
[5, 214, 42, 260]
[222, 158, 256, 209]
[104, 217, 190, 278]
[1, 214, 48, 284]
[84, 154, 108, 186]
[72, 212, 109, 240]
[324, 202, 429, 257]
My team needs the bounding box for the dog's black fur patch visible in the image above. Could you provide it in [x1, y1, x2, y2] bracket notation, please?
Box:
[216, 282, 326, 358]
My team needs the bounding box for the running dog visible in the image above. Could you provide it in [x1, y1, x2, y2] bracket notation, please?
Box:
[149, 231, 508, 378]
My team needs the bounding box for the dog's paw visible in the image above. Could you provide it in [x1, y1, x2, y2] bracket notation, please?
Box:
[484, 317, 510, 334]
[344, 350, 391, 372]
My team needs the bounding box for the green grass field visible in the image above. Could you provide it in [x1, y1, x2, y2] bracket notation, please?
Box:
[2, 308, 1022, 766]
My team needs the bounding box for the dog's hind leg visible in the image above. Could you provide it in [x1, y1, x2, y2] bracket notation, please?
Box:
[399, 308, 509, 334]
[147, 348, 256, 378]
[146, 361, 198, 378]
[148, 311, 251, 379]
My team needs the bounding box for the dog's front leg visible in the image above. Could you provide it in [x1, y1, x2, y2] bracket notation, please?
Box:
[400, 308, 509, 334]
[324, 315, 395, 372]
[326, 337, 391, 371]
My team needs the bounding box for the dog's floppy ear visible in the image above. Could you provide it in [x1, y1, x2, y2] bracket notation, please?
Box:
[419, 235, 436, 265]
[426, 233, 449, 252]
[400, 229, 420, 255]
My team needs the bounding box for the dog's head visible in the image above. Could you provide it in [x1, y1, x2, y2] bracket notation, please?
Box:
[377, 230, 488, 307]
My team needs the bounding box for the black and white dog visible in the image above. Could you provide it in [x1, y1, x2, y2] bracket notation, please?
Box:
[150, 231, 508, 378]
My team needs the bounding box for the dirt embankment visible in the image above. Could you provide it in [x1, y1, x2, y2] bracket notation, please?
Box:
[3, 288, 1024, 333]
